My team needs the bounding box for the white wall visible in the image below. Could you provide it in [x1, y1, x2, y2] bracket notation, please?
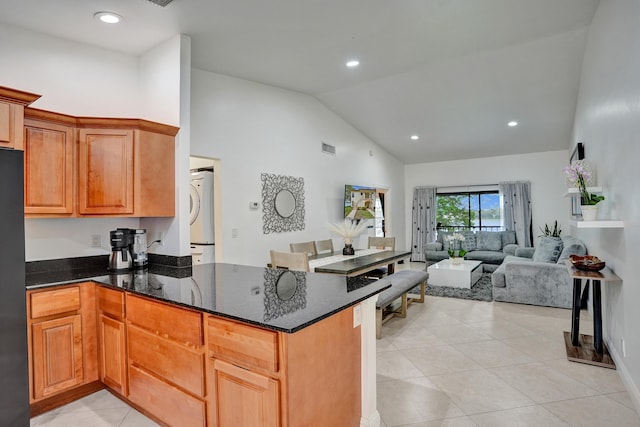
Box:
[404, 151, 569, 246]
[0, 25, 187, 260]
[570, 0, 640, 410]
[0, 24, 140, 117]
[190, 69, 406, 267]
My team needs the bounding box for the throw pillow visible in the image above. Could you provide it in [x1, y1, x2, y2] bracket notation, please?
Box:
[476, 231, 502, 251]
[437, 231, 450, 244]
[501, 231, 517, 246]
[557, 236, 587, 262]
[461, 230, 477, 252]
[532, 237, 563, 263]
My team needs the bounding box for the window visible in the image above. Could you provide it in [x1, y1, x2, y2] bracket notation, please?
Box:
[436, 189, 501, 232]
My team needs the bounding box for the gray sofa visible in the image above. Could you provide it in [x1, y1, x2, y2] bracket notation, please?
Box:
[424, 230, 519, 272]
[491, 235, 587, 308]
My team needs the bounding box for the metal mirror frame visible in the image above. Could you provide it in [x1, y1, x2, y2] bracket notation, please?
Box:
[261, 173, 305, 234]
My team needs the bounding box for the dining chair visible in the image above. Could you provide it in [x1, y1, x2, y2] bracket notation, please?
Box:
[366, 236, 396, 278]
[289, 241, 317, 257]
[270, 250, 310, 272]
[315, 239, 334, 254]
[368, 236, 396, 250]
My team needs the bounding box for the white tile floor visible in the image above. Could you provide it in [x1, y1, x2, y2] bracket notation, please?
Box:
[30, 263, 640, 427]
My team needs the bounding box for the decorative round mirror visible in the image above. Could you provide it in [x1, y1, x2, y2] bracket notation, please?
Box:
[274, 189, 296, 218]
[276, 271, 298, 300]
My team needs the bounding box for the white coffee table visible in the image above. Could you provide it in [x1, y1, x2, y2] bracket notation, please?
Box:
[427, 259, 483, 289]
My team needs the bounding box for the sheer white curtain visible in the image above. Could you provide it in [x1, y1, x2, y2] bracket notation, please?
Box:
[410, 186, 437, 261]
[499, 181, 532, 247]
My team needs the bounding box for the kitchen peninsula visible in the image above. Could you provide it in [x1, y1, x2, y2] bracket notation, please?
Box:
[26, 263, 388, 426]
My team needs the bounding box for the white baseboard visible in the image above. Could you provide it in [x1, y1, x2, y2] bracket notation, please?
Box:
[360, 411, 381, 427]
[605, 336, 640, 415]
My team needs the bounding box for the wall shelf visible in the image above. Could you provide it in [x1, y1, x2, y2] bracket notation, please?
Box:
[569, 219, 624, 228]
[564, 187, 602, 197]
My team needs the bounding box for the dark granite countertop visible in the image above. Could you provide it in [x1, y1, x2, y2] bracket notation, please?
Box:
[26, 263, 389, 333]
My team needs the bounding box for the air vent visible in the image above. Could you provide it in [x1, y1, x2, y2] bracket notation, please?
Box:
[321, 142, 336, 155]
[146, 0, 174, 6]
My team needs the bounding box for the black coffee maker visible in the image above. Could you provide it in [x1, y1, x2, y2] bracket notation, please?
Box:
[109, 228, 133, 272]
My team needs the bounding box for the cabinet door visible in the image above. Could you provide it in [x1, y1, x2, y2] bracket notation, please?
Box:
[0, 100, 24, 149]
[78, 128, 134, 214]
[24, 120, 75, 214]
[99, 315, 127, 395]
[31, 314, 83, 399]
[211, 359, 279, 427]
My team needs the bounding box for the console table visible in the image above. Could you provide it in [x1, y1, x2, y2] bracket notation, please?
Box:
[564, 260, 621, 369]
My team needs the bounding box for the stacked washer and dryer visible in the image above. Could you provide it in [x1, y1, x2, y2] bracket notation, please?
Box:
[190, 169, 215, 264]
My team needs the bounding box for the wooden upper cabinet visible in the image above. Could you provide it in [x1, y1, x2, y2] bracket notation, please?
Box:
[0, 86, 41, 150]
[24, 118, 75, 215]
[78, 128, 135, 215]
[23, 108, 178, 217]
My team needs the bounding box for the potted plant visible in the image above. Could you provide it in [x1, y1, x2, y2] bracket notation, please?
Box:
[539, 221, 562, 238]
[564, 163, 604, 221]
[444, 233, 467, 265]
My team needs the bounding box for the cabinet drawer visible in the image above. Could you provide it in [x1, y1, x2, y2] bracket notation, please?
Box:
[30, 286, 80, 319]
[126, 294, 203, 346]
[128, 324, 205, 397]
[129, 365, 206, 427]
[207, 316, 279, 372]
[97, 286, 124, 320]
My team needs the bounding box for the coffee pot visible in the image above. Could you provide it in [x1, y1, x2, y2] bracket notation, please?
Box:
[108, 228, 133, 272]
[131, 229, 148, 270]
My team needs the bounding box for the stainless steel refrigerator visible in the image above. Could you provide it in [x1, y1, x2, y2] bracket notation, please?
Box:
[0, 148, 29, 426]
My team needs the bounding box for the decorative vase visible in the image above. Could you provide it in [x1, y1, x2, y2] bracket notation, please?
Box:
[343, 243, 355, 255]
[449, 257, 464, 265]
[581, 204, 599, 221]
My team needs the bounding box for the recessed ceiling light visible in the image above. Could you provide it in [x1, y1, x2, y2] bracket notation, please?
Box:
[94, 12, 123, 24]
[507, 121, 518, 127]
[346, 60, 360, 68]
[410, 135, 420, 141]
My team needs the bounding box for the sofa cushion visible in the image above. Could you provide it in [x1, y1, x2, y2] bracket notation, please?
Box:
[557, 236, 587, 263]
[532, 237, 563, 263]
[491, 255, 532, 288]
[461, 230, 477, 251]
[501, 231, 517, 246]
[476, 231, 502, 251]
[466, 250, 506, 265]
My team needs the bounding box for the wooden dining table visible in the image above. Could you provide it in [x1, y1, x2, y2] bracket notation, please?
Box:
[308, 248, 412, 277]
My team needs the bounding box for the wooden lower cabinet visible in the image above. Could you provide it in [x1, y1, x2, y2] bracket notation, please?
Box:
[126, 294, 206, 426]
[99, 315, 127, 395]
[129, 365, 207, 427]
[27, 283, 97, 405]
[98, 286, 127, 395]
[210, 359, 279, 427]
[30, 314, 84, 400]
[28, 284, 362, 426]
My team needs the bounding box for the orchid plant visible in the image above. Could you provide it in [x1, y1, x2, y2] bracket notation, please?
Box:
[444, 232, 467, 258]
[564, 163, 605, 205]
[327, 219, 368, 245]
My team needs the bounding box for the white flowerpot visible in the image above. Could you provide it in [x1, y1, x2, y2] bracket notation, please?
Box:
[449, 257, 464, 265]
[581, 205, 599, 221]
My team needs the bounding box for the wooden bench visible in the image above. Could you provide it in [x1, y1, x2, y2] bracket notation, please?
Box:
[375, 270, 428, 339]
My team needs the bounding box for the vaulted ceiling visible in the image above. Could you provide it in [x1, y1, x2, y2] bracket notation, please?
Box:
[0, 0, 600, 163]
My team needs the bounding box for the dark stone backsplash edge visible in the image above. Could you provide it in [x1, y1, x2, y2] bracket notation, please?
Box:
[26, 254, 193, 287]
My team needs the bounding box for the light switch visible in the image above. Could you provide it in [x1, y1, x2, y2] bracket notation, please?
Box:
[232, 228, 238, 238]
[353, 303, 361, 327]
